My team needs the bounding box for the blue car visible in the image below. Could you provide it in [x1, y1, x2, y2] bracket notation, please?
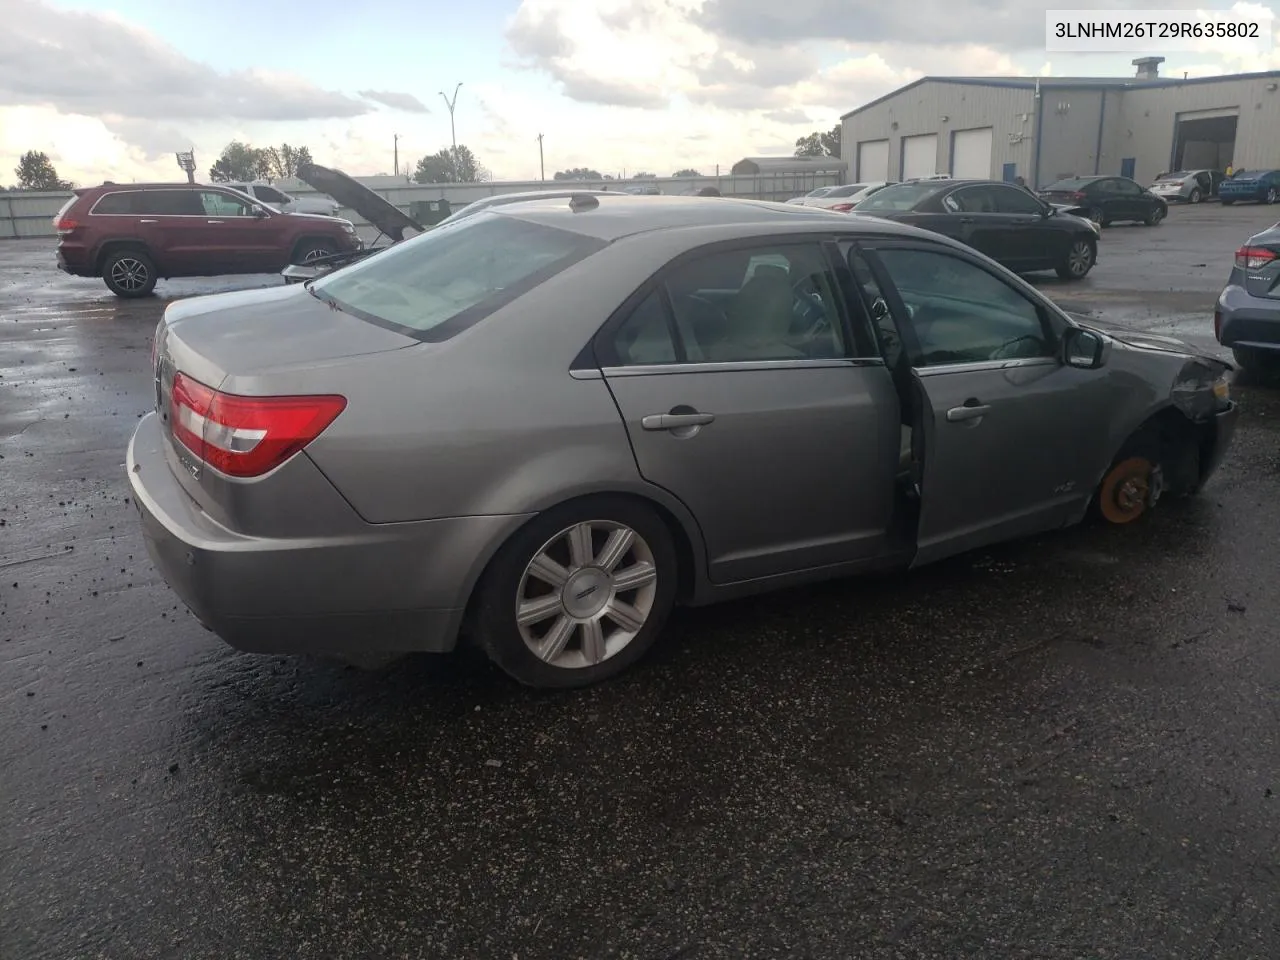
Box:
[1219, 169, 1280, 205]
[1215, 222, 1280, 372]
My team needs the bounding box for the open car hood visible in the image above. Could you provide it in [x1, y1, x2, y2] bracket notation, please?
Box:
[295, 162, 424, 241]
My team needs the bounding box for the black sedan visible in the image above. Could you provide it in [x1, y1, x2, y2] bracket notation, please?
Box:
[852, 179, 1100, 280]
[1039, 175, 1168, 227]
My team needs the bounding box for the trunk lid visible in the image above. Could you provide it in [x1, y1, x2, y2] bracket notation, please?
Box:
[152, 283, 419, 519]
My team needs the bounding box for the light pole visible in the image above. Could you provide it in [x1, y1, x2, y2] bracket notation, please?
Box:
[439, 83, 462, 178]
[536, 133, 545, 181]
[393, 133, 400, 177]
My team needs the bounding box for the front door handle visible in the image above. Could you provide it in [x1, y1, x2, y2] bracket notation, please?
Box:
[641, 412, 715, 431]
[139, 219, 158, 224]
[207, 219, 224, 224]
[957, 216, 975, 223]
[946, 403, 991, 422]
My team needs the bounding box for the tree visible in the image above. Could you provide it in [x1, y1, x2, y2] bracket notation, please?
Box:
[672, 168, 701, 177]
[553, 167, 603, 181]
[634, 171, 657, 179]
[413, 145, 483, 184]
[208, 141, 314, 182]
[795, 125, 841, 159]
[209, 141, 264, 182]
[265, 144, 313, 180]
[14, 150, 71, 190]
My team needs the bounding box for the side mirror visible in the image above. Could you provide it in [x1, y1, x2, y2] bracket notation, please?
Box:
[1063, 326, 1108, 369]
[1042, 204, 1054, 217]
[253, 207, 270, 218]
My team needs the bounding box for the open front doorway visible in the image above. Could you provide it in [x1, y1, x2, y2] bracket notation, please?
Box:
[1172, 110, 1238, 171]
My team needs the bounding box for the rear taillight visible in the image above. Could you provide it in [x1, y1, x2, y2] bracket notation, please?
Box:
[170, 372, 346, 479]
[1235, 245, 1279, 270]
[830, 202, 855, 212]
[53, 216, 80, 233]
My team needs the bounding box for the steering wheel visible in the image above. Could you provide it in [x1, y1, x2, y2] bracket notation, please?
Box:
[791, 276, 830, 338]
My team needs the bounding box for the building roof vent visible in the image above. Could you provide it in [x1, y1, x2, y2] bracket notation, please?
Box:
[1133, 56, 1164, 80]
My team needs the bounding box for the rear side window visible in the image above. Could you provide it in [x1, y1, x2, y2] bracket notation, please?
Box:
[134, 190, 204, 215]
[856, 183, 945, 211]
[309, 214, 605, 341]
[92, 192, 135, 215]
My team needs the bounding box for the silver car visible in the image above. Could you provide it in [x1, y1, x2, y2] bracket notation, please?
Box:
[1215, 221, 1280, 372]
[1149, 169, 1222, 204]
[128, 193, 1238, 688]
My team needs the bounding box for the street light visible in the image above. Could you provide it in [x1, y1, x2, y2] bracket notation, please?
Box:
[439, 83, 462, 178]
[393, 133, 400, 177]
[536, 133, 545, 181]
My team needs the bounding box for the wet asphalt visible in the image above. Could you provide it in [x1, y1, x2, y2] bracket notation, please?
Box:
[3, 204, 1280, 960]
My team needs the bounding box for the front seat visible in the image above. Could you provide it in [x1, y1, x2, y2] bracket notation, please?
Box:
[708, 266, 805, 362]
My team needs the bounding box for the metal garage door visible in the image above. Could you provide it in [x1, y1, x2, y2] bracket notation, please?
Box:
[951, 127, 993, 179]
[901, 134, 938, 180]
[857, 139, 890, 181]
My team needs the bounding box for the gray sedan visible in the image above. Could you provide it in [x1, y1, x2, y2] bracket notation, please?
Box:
[127, 194, 1238, 688]
[1216, 222, 1280, 373]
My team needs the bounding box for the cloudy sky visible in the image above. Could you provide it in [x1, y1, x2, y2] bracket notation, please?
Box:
[2, 0, 1278, 186]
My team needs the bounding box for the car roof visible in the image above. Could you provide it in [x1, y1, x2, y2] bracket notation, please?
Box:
[484, 192, 957, 244]
[91, 182, 234, 191]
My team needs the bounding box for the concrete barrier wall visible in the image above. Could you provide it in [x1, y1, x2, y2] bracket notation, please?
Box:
[1, 172, 843, 239]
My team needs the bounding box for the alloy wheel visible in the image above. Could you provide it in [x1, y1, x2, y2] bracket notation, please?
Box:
[515, 520, 659, 669]
[110, 257, 150, 292]
[1067, 241, 1093, 277]
[302, 247, 332, 263]
[1267, 188, 1278, 204]
[1087, 207, 1104, 225]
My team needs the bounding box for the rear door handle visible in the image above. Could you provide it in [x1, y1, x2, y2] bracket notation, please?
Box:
[957, 216, 975, 223]
[207, 219, 224, 224]
[641, 412, 715, 431]
[946, 403, 991, 422]
[139, 219, 158, 224]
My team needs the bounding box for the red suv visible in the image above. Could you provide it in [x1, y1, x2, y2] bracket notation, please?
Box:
[54, 183, 362, 298]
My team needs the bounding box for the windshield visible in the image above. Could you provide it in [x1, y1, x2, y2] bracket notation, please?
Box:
[1043, 178, 1096, 191]
[309, 213, 605, 340]
[854, 182, 945, 211]
[1231, 170, 1264, 179]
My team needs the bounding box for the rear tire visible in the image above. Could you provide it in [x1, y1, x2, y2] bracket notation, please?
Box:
[101, 249, 157, 298]
[1087, 206, 1106, 227]
[471, 496, 679, 689]
[1056, 239, 1096, 280]
[1266, 187, 1278, 205]
[1188, 187, 1203, 203]
[291, 238, 337, 265]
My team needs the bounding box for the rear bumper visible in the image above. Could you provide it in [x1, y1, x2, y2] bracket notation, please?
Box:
[126, 413, 529, 657]
[56, 245, 93, 277]
[1216, 285, 1280, 350]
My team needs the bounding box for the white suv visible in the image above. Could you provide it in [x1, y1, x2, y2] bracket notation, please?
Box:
[222, 181, 340, 217]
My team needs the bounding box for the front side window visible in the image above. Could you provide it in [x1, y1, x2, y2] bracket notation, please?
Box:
[310, 214, 604, 340]
[200, 192, 255, 217]
[661, 243, 848, 363]
[991, 185, 1046, 215]
[874, 248, 1054, 366]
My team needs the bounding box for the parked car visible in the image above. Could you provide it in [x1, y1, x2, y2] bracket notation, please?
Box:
[221, 180, 341, 217]
[53, 182, 361, 297]
[851, 178, 1100, 280]
[1149, 169, 1223, 204]
[1218, 170, 1280, 205]
[786, 186, 836, 205]
[129, 193, 1236, 688]
[1215, 223, 1280, 372]
[1039, 175, 1168, 226]
[800, 181, 891, 212]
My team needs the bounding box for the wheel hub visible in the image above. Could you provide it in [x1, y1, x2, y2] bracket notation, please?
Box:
[561, 568, 612, 620]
